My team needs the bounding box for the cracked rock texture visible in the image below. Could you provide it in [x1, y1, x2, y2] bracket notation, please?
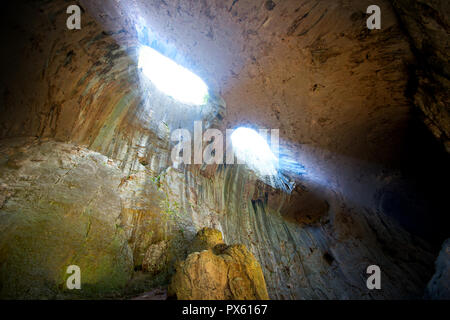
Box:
[161, 163, 435, 299]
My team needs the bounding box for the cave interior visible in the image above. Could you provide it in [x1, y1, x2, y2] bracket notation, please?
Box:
[0, 0, 449, 300]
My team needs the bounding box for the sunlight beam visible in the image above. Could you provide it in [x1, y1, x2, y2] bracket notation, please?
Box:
[138, 45, 208, 105]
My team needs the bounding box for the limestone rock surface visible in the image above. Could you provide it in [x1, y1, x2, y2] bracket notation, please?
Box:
[168, 228, 269, 300]
[0, 138, 133, 299]
[142, 240, 169, 274]
[190, 227, 225, 253]
[0, 0, 448, 300]
[391, 0, 450, 152]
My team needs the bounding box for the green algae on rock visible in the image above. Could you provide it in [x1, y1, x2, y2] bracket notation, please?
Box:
[0, 138, 133, 299]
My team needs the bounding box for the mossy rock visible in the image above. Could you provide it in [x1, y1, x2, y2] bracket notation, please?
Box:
[0, 200, 133, 299]
[168, 228, 269, 300]
[0, 139, 134, 299]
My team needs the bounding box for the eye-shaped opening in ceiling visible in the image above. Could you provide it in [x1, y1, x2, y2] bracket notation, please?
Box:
[138, 45, 209, 105]
[231, 127, 306, 193]
[231, 127, 279, 177]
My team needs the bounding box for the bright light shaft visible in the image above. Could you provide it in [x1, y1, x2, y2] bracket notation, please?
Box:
[138, 45, 208, 105]
[231, 127, 278, 176]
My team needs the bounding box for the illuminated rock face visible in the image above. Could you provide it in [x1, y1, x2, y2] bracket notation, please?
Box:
[168, 228, 269, 300]
[391, 0, 450, 152]
[161, 165, 436, 299]
[0, 0, 449, 299]
[0, 138, 134, 298]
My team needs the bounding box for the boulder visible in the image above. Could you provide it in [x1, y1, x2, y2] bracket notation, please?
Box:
[168, 228, 269, 300]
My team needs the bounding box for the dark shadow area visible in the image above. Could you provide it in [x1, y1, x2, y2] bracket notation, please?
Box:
[381, 110, 450, 249]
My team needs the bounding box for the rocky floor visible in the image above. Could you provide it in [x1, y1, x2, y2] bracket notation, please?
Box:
[131, 288, 168, 300]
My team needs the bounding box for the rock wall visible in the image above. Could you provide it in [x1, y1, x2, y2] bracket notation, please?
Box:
[391, 0, 450, 152]
[0, 138, 133, 298]
[425, 238, 450, 299]
[161, 164, 435, 299]
[168, 228, 269, 300]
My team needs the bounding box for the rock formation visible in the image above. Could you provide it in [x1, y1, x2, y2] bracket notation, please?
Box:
[0, 138, 133, 298]
[168, 228, 269, 300]
[142, 240, 169, 275]
[425, 239, 450, 299]
[0, 0, 448, 300]
[391, 0, 450, 152]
